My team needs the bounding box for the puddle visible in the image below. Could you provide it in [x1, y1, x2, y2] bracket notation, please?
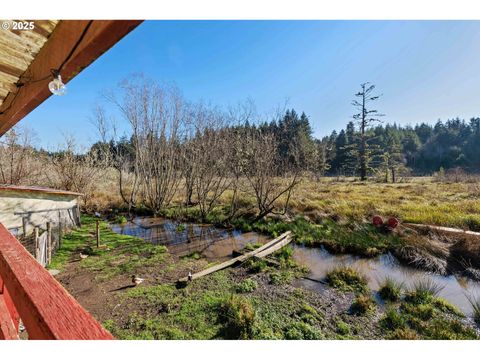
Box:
[111, 217, 480, 315]
[110, 217, 270, 260]
[293, 245, 480, 315]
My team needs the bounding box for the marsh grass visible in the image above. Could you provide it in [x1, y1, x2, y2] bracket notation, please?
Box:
[466, 294, 480, 325]
[326, 266, 368, 293]
[378, 277, 404, 302]
[350, 294, 376, 315]
[219, 295, 256, 339]
[405, 278, 445, 304]
[379, 281, 475, 339]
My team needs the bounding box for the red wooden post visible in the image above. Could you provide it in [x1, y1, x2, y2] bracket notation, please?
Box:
[0, 223, 114, 340]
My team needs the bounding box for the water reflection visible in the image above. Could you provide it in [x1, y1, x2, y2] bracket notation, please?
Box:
[293, 245, 480, 315]
[110, 217, 269, 260]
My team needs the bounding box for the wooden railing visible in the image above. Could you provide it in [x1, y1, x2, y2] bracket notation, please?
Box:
[0, 223, 113, 340]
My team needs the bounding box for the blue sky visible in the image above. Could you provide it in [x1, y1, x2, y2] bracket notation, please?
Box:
[21, 20, 480, 149]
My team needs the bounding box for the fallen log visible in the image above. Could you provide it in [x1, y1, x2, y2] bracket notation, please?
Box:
[405, 223, 480, 237]
[177, 231, 292, 283]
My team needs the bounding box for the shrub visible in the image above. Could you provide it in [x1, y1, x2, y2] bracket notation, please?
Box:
[405, 278, 444, 304]
[326, 266, 368, 293]
[235, 278, 258, 293]
[350, 294, 376, 315]
[219, 296, 255, 339]
[378, 277, 404, 302]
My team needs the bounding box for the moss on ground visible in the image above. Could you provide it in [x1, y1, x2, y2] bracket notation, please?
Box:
[380, 294, 477, 340]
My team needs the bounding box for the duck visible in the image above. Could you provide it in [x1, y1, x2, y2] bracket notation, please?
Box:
[188, 271, 193, 282]
[132, 275, 145, 286]
[79, 253, 89, 259]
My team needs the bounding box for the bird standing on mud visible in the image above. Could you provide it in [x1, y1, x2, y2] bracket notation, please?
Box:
[132, 275, 145, 286]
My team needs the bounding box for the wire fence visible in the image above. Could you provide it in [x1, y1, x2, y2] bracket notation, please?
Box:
[9, 207, 80, 267]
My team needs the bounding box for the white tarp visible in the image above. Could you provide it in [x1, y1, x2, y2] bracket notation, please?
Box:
[37, 231, 48, 267]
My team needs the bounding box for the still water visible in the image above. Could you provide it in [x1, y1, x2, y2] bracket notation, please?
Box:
[111, 217, 480, 315]
[110, 217, 270, 260]
[294, 245, 480, 315]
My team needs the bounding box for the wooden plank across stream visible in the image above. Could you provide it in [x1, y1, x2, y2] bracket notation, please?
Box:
[178, 231, 292, 283]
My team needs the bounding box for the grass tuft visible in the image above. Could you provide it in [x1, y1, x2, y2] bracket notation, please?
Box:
[405, 278, 445, 304]
[326, 266, 368, 293]
[218, 295, 255, 339]
[467, 294, 480, 325]
[350, 294, 376, 315]
[378, 277, 404, 302]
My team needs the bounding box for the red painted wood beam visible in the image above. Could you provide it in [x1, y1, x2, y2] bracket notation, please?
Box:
[0, 293, 19, 340]
[0, 223, 114, 339]
[0, 20, 142, 135]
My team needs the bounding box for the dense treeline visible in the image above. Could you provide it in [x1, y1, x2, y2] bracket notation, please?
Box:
[91, 108, 480, 181]
[221, 110, 480, 179]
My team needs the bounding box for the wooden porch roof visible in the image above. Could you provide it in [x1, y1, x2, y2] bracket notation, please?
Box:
[0, 20, 142, 136]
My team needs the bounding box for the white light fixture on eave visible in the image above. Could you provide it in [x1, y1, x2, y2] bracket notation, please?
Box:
[48, 69, 67, 96]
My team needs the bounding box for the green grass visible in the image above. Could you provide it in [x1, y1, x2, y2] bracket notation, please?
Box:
[104, 269, 334, 340]
[232, 216, 405, 258]
[326, 266, 368, 294]
[49, 215, 167, 280]
[235, 278, 258, 293]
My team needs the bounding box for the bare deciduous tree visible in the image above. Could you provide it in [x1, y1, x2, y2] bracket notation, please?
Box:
[243, 129, 300, 222]
[48, 136, 107, 207]
[104, 76, 186, 214]
[0, 125, 40, 185]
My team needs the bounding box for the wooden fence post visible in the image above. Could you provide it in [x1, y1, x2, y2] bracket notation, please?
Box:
[96, 220, 100, 248]
[47, 222, 52, 265]
[58, 211, 62, 248]
[34, 227, 39, 261]
[21, 217, 27, 239]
